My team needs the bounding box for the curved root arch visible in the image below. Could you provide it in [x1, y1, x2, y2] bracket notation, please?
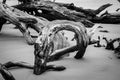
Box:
[43, 20, 91, 61]
[48, 20, 90, 48]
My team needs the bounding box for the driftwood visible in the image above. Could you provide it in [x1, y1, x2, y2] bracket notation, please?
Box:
[114, 42, 120, 58]
[0, 2, 48, 45]
[12, 0, 113, 26]
[0, 61, 66, 80]
[56, 3, 112, 18]
[103, 37, 120, 50]
[0, 63, 15, 80]
[0, 2, 100, 75]
[0, 1, 104, 76]
[0, 61, 35, 80]
[12, 1, 94, 27]
[94, 36, 101, 47]
[0, 0, 109, 76]
[33, 20, 99, 75]
[92, 10, 120, 24]
[103, 37, 120, 58]
[99, 30, 109, 33]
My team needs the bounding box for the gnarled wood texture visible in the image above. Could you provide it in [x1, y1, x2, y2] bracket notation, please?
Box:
[0, 2, 47, 45]
[12, 1, 113, 26]
[0, 63, 15, 80]
[34, 20, 99, 75]
[13, 0, 95, 27]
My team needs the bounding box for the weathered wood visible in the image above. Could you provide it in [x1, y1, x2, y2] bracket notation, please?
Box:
[0, 63, 15, 80]
[3, 61, 33, 69]
[33, 21, 71, 75]
[0, 2, 47, 45]
[56, 3, 112, 17]
[101, 11, 120, 17]
[47, 20, 95, 60]
[33, 20, 100, 74]
[0, 61, 66, 80]
[13, 1, 116, 24]
[114, 42, 120, 58]
[91, 10, 120, 24]
[103, 37, 120, 50]
[13, 1, 95, 27]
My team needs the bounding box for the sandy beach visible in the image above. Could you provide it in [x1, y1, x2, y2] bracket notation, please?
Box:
[0, 23, 120, 80]
[1, 0, 120, 80]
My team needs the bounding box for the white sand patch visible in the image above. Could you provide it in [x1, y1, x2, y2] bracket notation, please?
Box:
[0, 23, 120, 80]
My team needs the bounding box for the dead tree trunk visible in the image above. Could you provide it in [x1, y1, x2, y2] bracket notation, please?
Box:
[33, 20, 99, 75]
[13, 1, 95, 27]
[13, 1, 114, 25]
[56, 3, 112, 18]
[0, 2, 48, 45]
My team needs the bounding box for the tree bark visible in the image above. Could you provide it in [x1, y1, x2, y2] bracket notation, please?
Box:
[13, 1, 95, 27]
[0, 2, 47, 45]
[0, 63, 15, 80]
[56, 3, 112, 17]
[12, 1, 115, 25]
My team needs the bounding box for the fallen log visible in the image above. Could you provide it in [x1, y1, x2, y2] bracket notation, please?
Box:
[0, 2, 48, 45]
[13, 0, 95, 27]
[12, 1, 112, 26]
[56, 2, 112, 18]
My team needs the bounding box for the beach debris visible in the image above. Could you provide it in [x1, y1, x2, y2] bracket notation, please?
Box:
[94, 36, 103, 47]
[103, 37, 120, 58]
[98, 26, 103, 28]
[0, 63, 15, 80]
[0, 0, 118, 77]
[0, 2, 46, 45]
[0, 0, 114, 45]
[0, 2, 99, 75]
[0, 61, 66, 79]
[13, 0, 113, 27]
[114, 42, 120, 58]
[99, 30, 109, 33]
[33, 20, 100, 75]
[103, 37, 120, 50]
[103, 37, 115, 50]
[13, 0, 120, 24]
[34, 20, 88, 74]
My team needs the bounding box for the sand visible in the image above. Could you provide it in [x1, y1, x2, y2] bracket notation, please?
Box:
[0, 0, 120, 80]
[0, 23, 120, 80]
